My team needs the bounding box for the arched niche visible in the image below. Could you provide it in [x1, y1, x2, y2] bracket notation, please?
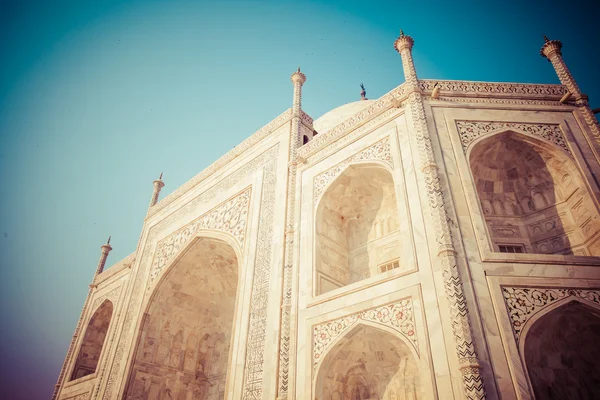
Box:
[468, 131, 600, 256]
[523, 301, 600, 399]
[315, 164, 403, 295]
[315, 323, 421, 400]
[70, 299, 113, 381]
[125, 236, 239, 400]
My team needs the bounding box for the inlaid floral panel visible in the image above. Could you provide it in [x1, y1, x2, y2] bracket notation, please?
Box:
[313, 298, 418, 366]
[456, 121, 572, 157]
[501, 286, 600, 344]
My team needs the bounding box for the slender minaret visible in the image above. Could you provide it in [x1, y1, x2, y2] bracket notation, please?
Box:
[148, 173, 165, 212]
[93, 236, 113, 278]
[277, 67, 306, 399]
[541, 36, 600, 138]
[394, 30, 487, 399]
[52, 237, 113, 400]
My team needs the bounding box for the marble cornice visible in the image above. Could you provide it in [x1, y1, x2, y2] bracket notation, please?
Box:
[95, 252, 136, 285]
[147, 108, 294, 218]
[419, 79, 568, 100]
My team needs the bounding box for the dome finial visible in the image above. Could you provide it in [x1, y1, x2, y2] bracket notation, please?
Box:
[360, 83, 368, 100]
[543, 35, 550, 43]
[400, 29, 405, 37]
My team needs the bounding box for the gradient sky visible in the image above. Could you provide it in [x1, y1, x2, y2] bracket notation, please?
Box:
[0, 0, 598, 398]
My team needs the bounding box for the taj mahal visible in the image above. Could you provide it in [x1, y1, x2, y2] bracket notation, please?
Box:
[53, 32, 600, 400]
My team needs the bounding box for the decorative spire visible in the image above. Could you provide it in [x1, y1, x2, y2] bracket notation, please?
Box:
[360, 83, 368, 100]
[394, 29, 414, 54]
[540, 35, 562, 59]
[95, 236, 113, 277]
[148, 173, 165, 211]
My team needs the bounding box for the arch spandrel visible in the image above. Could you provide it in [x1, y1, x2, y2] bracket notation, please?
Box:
[501, 286, 600, 346]
[313, 299, 419, 369]
[457, 121, 573, 158]
[146, 186, 251, 292]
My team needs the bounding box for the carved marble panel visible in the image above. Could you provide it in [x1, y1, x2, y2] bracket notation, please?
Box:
[501, 286, 600, 344]
[146, 187, 251, 291]
[313, 298, 418, 366]
[456, 121, 572, 157]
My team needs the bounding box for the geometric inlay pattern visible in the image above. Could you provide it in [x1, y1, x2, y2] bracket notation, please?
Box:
[146, 187, 251, 291]
[501, 286, 600, 344]
[313, 298, 418, 366]
[313, 136, 393, 204]
[455, 121, 572, 157]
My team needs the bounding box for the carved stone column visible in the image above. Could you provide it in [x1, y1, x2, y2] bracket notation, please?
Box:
[394, 31, 486, 400]
[52, 237, 113, 400]
[148, 173, 165, 212]
[277, 68, 305, 400]
[541, 36, 600, 138]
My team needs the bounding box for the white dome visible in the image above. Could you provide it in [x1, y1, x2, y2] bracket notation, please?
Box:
[313, 100, 375, 134]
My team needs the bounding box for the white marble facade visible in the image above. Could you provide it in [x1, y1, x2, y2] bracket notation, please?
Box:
[54, 34, 600, 400]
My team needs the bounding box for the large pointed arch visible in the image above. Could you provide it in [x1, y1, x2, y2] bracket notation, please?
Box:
[314, 322, 422, 400]
[467, 130, 600, 256]
[314, 162, 405, 295]
[124, 232, 241, 399]
[69, 299, 113, 381]
[522, 300, 600, 399]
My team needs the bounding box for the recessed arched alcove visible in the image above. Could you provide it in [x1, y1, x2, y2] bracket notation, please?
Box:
[315, 324, 421, 399]
[469, 131, 600, 255]
[315, 164, 403, 295]
[125, 237, 239, 400]
[70, 299, 113, 380]
[524, 301, 600, 399]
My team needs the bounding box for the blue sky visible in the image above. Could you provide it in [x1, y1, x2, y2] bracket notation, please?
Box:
[0, 0, 598, 398]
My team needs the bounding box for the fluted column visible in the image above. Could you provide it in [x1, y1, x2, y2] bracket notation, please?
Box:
[51, 237, 113, 400]
[148, 173, 165, 212]
[277, 67, 305, 399]
[541, 36, 600, 138]
[395, 31, 486, 400]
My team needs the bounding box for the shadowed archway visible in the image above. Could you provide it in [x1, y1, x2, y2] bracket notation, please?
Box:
[125, 237, 239, 400]
[469, 131, 600, 255]
[70, 299, 113, 381]
[524, 301, 600, 399]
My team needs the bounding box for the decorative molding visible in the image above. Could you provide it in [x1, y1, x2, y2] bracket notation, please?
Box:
[313, 298, 418, 366]
[501, 286, 600, 344]
[298, 83, 409, 159]
[100, 146, 279, 400]
[147, 110, 292, 218]
[419, 80, 567, 98]
[455, 120, 572, 157]
[313, 137, 393, 204]
[146, 187, 251, 291]
[428, 95, 575, 107]
[64, 393, 90, 400]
